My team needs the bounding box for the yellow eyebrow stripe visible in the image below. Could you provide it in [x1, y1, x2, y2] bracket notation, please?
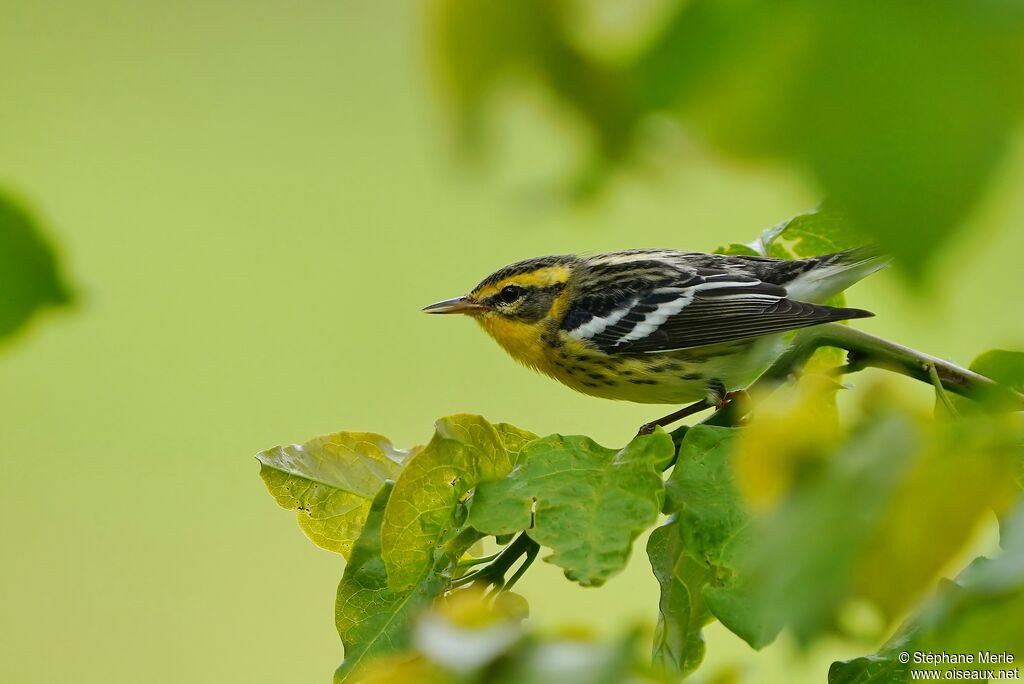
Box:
[473, 265, 570, 299]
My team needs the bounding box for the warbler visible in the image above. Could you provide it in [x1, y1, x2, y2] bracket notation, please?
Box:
[424, 248, 886, 426]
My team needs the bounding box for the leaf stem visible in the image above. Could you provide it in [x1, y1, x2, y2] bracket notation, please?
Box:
[501, 541, 539, 593]
[450, 567, 489, 587]
[468, 532, 540, 592]
[457, 551, 502, 569]
[926, 361, 961, 418]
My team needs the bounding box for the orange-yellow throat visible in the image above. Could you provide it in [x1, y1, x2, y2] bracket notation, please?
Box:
[476, 313, 557, 375]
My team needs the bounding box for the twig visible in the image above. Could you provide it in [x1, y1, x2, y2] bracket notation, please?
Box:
[749, 323, 1024, 409]
[669, 324, 1022, 441]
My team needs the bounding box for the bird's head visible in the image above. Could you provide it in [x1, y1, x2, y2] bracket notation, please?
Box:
[423, 255, 577, 322]
[423, 255, 578, 365]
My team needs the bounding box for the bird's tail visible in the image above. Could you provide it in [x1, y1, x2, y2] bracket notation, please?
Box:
[785, 246, 891, 303]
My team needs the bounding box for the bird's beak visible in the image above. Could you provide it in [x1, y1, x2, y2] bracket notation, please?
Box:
[422, 295, 486, 315]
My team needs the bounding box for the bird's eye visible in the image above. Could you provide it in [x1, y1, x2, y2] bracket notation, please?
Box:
[499, 285, 523, 303]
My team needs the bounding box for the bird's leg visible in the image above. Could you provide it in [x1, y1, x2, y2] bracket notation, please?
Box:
[636, 381, 750, 435]
[637, 399, 713, 435]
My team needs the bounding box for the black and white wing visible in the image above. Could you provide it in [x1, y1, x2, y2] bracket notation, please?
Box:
[561, 269, 872, 354]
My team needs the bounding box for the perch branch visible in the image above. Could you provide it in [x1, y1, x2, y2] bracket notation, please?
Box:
[670, 324, 1023, 440]
[753, 323, 1024, 408]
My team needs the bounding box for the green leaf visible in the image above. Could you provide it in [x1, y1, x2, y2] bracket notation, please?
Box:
[381, 415, 535, 590]
[469, 431, 671, 586]
[492, 422, 540, 459]
[647, 517, 715, 677]
[829, 503, 1024, 683]
[713, 242, 759, 257]
[664, 425, 778, 649]
[717, 202, 867, 263]
[717, 205, 876, 371]
[257, 432, 413, 557]
[752, 204, 875, 317]
[756, 203, 867, 261]
[0, 188, 72, 343]
[333, 482, 446, 683]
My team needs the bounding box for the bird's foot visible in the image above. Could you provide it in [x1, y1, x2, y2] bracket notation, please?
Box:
[718, 389, 749, 410]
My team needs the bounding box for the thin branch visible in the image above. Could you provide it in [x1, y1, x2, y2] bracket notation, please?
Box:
[669, 324, 1022, 441]
[750, 323, 1024, 409]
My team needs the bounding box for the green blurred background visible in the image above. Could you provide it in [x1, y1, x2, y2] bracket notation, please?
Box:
[1, 2, 1022, 682]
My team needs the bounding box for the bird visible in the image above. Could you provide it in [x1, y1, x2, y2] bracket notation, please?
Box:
[423, 248, 887, 431]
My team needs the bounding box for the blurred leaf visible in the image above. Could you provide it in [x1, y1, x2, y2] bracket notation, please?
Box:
[645, 0, 1024, 275]
[490, 629, 655, 684]
[730, 407, 1022, 644]
[953, 349, 1024, 414]
[647, 517, 714, 677]
[345, 655, 449, 684]
[0, 188, 72, 343]
[951, 349, 1024, 537]
[348, 591, 665, 684]
[732, 374, 841, 511]
[432, 1, 1024, 273]
[432, 0, 553, 150]
[666, 407, 1022, 651]
[257, 432, 413, 557]
[829, 503, 1024, 683]
[663, 425, 778, 649]
[381, 415, 536, 589]
[431, 0, 641, 195]
[968, 350, 1024, 393]
[334, 483, 446, 683]
[414, 590, 525, 673]
[469, 431, 670, 586]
